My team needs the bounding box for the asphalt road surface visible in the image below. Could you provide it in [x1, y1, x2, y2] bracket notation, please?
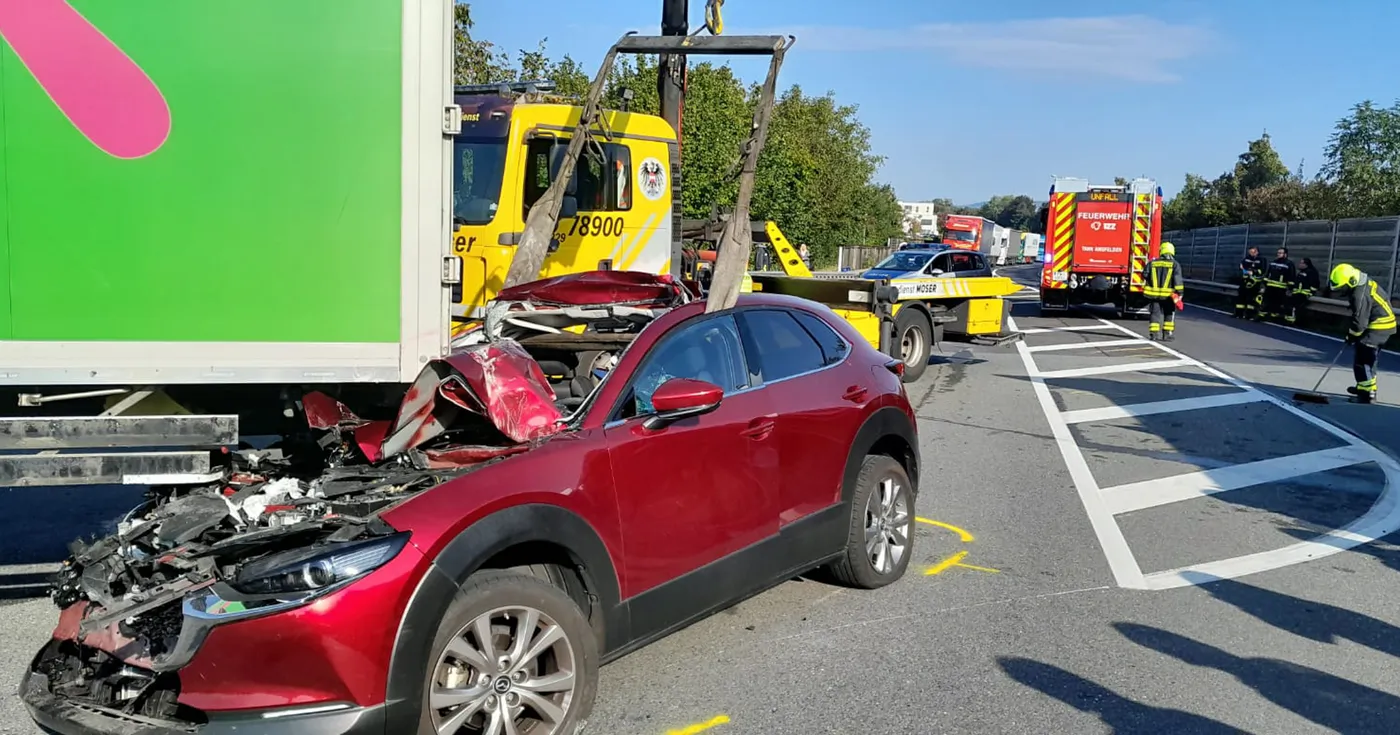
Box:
[5, 265, 1400, 734]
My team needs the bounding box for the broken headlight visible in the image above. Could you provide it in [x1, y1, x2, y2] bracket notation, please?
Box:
[229, 532, 409, 596]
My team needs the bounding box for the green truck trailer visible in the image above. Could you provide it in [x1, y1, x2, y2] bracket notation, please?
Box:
[0, 1, 460, 485]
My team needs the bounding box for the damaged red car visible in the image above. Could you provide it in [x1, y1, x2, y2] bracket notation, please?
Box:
[22, 271, 920, 735]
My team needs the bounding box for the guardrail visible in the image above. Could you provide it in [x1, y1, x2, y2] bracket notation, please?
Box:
[1184, 279, 1354, 317]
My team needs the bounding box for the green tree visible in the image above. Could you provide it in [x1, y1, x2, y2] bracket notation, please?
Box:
[453, 3, 509, 85]
[454, 3, 591, 96]
[1234, 133, 1291, 195]
[1320, 100, 1400, 218]
[978, 194, 1037, 230]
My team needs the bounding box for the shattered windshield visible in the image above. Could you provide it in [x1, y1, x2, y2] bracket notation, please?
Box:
[454, 137, 507, 225]
[872, 252, 935, 273]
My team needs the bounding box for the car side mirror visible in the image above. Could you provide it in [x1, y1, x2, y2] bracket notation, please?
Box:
[559, 195, 579, 219]
[643, 378, 723, 430]
[928, 268, 945, 277]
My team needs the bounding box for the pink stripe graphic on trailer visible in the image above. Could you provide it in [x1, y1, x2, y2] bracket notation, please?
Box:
[0, 0, 171, 158]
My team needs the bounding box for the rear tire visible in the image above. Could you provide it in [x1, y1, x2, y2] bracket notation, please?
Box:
[419, 570, 599, 735]
[827, 455, 916, 590]
[893, 308, 932, 383]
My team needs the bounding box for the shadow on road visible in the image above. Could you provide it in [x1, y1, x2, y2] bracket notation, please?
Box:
[1180, 573, 1400, 662]
[1116, 621, 1400, 734]
[997, 657, 1247, 734]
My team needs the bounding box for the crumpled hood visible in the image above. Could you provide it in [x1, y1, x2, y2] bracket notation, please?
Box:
[304, 338, 563, 464]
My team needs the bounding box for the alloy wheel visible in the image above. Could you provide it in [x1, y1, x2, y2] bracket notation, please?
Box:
[430, 605, 578, 735]
[863, 476, 911, 575]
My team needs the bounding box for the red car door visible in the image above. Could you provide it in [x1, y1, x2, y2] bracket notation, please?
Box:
[604, 313, 779, 600]
[736, 307, 869, 525]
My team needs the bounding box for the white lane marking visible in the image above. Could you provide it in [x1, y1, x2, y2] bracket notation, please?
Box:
[1142, 478, 1400, 589]
[1018, 325, 1115, 335]
[1060, 390, 1264, 424]
[1188, 303, 1400, 358]
[1008, 314, 1146, 588]
[1099, 445, 1375, 515]
[1010, 313, 1400, 590]
[1027, 338, 1150, 353]
[1034, 359, 1193, 380]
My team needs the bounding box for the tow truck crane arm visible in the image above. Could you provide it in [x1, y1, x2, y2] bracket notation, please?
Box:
[503, 32, 794, 313]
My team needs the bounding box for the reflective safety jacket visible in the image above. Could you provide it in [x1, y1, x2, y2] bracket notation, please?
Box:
[1240, 255, 1264, 282]
[1144, 256, 1184, 299]
[1293, 267, 1321, 296]
[1348, 275, 1398, 342]
[1264, 257, 1296, 288]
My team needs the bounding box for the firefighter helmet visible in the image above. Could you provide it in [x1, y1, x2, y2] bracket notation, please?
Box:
[1330, 263, 1361, 290]
[1159, 241, 1175, 257]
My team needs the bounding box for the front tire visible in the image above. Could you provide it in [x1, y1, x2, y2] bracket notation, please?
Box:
[420, 570, 599, 735]
[827, 455, 916, 589]
[893, 308, 932, 383]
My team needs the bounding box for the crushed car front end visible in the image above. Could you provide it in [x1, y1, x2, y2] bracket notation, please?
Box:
[23, 270, 692, 735]
[19, 462, 449, 734]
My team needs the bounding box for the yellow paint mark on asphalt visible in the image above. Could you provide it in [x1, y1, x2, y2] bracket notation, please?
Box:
[924, 550, 1001, 576]
[666, 715, 731, 734]
[916, 517, 974, 542]
[924, 551, 969, 575]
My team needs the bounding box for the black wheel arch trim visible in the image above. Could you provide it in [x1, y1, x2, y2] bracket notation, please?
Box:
[381, 504, 623, 734]
[841, 405, 920, 503]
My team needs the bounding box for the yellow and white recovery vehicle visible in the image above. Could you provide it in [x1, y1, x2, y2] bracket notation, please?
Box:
[681, 218, 1024, 381]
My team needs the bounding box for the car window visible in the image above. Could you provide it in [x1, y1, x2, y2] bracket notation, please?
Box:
[872, 252, 933, 272]
[739, 309, 828, 382]
[791, 310, 849, 366]
[620, 315, 748, 418]
[966, 254, 986, 272]
[929, 254, 949, 273]
[950, 252, 975, 271]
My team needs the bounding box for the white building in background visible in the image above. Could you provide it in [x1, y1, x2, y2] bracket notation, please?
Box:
[899, 201, 939, 236]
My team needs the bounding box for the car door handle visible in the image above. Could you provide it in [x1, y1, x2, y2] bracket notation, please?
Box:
[842, 385, 868, 403]
[741, 418, 775, 440]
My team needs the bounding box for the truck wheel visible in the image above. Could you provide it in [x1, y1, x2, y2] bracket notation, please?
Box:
[826, 454, 916, 589]
[419, 570, 599, 735]
[893, 308, 932, 382]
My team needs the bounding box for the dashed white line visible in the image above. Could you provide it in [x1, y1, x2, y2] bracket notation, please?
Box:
[1099, 445, 1375, 515]
[1033, 359, 1193, 380]
[1060, 391, 1263, 424]
[1026, 338, 1146, 353]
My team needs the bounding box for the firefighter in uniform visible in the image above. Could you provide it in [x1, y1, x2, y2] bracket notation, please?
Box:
[1330, 263, 1397, 404]
[1236, 246, 1265, 319]
[1260, 247, 1297, 322]
[1290, 257, 1321, 325]
[1144, 241, 1184, 341]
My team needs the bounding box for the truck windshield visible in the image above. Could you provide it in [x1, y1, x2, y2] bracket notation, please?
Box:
[872, 252, 935, 272]
[454, 138, 507, 225]
[942, 230, 976, 243]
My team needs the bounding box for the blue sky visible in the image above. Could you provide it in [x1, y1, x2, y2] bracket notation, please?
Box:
[469, 1, 1400, 205]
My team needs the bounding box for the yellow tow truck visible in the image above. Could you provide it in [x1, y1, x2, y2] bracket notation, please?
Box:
[446, 28, 1021, 381]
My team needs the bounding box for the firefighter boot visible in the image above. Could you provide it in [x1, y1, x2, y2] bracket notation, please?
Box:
[1164, 331, 1175, 342]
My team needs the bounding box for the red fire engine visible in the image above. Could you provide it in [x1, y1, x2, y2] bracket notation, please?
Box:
[1039, 177, 1163, 318]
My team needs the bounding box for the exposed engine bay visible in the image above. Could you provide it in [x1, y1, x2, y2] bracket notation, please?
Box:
[29, 271, 694, 722]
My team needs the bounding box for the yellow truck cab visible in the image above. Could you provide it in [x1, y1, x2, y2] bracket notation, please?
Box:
[452, 86, 680, 322]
